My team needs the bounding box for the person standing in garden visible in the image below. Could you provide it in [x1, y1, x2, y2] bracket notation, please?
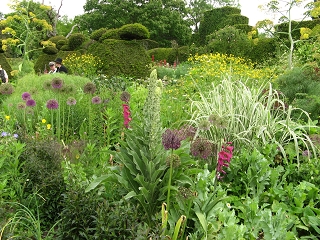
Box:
[48, 61, 57, 74]
[0, 65, 9, 83]
[54, 58, 68, 73]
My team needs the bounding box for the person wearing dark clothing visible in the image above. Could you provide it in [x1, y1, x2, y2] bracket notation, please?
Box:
[54, 58, 68, 73]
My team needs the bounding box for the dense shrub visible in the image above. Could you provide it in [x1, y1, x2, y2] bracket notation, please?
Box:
[49, 35, 68, 46]
[249, 37, 278, 64]
[99, 28, 120, 41]
[118, 23, 150, 40]
[147, 48, 172, 63]
[67, 33, 86, 50]
[56, 39, 68, 50]
[90, 28, 107, 41]
[42, 46, 58, 55]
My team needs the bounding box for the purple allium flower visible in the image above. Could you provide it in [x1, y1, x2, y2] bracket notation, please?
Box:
[1, 132, 8, 137]
[178, 124, 197, 141]
[13, 133, 18, 138]
[51, 77, 64, 89]
[26, 99, 36, 107]
[22, 92, 31, 100]
[120, 91, 131, 103]
[17, 102, 26, 109]
[162, 129, 182, 150]
[46, 99, 59, 109]
[190, 137, 214, 159]
[83, 82, 96, 94]
[92, 96, 102, 104]
[66, 97, 77, 106]
[0, 83, 14, 95]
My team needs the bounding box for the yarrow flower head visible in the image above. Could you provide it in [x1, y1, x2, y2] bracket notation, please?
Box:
[66, 97, 77, 106]
[120, 91, 131, 103]
[190, 137, 214, 160]
[162, 128, 182, 150]
[46, 99, 59, 109]
[217, 142, 234, 180]
[83, 82, 96, 94]
[26, 99, 36, 107]
[92, 96, 102, 104]
[51, 77, 64, 89]
[22, 92, 31, 101]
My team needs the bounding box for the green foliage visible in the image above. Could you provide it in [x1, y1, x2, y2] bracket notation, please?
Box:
[198, 6, 243, 45]
[249, 37, 278, 63]
[99, 28, 120, 41]
[137, 39, 159, 50]
[147, 48, 173, 63]
[42, 46, 58, 55]
[277, 67, 320, 120]
[118, 23, 150, 40]
[87, 40, 151, 78]
[206, 26, 251, 57]
[0, 53, 13, 79]
[67, 33, 87, 51]
[48, 35, 68, 46]
[90, 28, 107, 41]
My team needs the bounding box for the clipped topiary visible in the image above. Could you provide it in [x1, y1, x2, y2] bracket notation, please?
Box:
[49, 35, 68, 46]
[67, 33, 86, 50]
[118, 23, 150, 40]
[100, 29, 120, 41]
[43, 46, 59, 55]
[91, 28, 107, 41]
[57, 39, 68, 50]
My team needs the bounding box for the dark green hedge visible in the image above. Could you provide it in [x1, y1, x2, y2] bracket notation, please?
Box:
[118, 23, 150, 40]
[87, 39, 151, 78]
[0, 53, 13, 79]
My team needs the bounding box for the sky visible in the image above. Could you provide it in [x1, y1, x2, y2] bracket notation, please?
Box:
[1, 0, 310, 26]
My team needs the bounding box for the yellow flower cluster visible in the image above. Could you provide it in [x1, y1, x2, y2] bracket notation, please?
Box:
[64, 53, 102, 77]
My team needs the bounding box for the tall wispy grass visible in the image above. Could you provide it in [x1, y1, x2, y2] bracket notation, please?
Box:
[189, 76, 318, 167]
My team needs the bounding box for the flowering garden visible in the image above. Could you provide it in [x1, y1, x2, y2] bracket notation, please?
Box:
[0, 53, 320, 239]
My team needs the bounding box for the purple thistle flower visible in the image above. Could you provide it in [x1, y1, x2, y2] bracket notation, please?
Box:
[51, 77, 64, 89]
[190, 137, 214, 159]
[162, 129, 182, 150]
[17, 102, 26, 109]
[46, 99, 59, 109]
[92, 96, 102, 104]
[22, 92, 31, 101]
[66, 97, 77, 106]
[26, 99, 36, 107]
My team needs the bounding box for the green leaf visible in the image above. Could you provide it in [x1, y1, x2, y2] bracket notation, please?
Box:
[85, 174, 109, 193]
[124, 191, 137, 200]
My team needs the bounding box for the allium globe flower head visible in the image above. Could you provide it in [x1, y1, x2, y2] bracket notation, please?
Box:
[92, 96, 102, 104]
[66, 97, 77, 106]
[120, 91, 131, 103]
[22, 92, 31, 101]
[162, 128, 182, 150]
[26, 108, 34, 115]
[17, 102, 26, 109]
[51, 77, 64, 89]
[166, 153, 181, 168]
[190, 137, 214, 160]
[46, 99, 59, 109]
[0, 83, 14, 95]
[26, 99, 36, 107]
[178, 124, 197, 141]
[43, 80, 52, 90]
[198, 119, 211, 131]
[83, 82, 96, 94]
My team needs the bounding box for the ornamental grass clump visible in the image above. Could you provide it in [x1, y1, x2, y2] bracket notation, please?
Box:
[189, 76, 318, 167]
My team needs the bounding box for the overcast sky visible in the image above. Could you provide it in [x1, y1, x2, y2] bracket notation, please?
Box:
[1, 0, 309, 26]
